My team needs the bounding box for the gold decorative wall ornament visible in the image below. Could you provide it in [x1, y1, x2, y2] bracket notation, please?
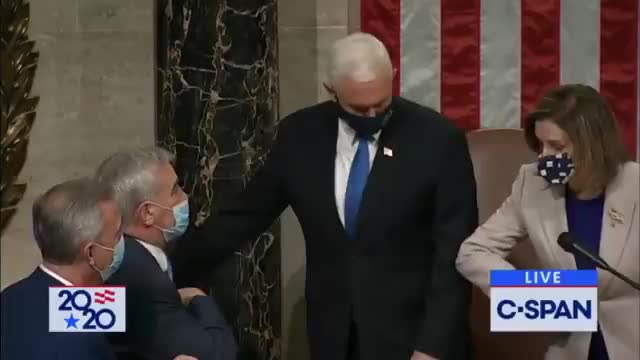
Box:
[0, 0, 39, 233]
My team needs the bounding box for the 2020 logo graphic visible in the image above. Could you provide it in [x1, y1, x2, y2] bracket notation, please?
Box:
[49, 287, 126, 332]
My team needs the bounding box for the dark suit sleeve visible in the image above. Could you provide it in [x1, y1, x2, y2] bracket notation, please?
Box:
[415, 129, 478, 358]
[136, 292, 237, 360]
[53, 335, 117, 360]
[187, 295, 238, 360]
[172, 119, 292, 287]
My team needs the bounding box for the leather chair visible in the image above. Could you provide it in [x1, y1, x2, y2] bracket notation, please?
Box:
[465, 128, 546, 360]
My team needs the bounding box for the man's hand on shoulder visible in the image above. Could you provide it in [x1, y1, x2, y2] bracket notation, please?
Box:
[411, 350, 438, 360]
[177, 287, 207, 305]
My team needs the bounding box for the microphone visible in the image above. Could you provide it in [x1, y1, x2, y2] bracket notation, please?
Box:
[557, 232, 640, 291]
[557, 232, 610, 270]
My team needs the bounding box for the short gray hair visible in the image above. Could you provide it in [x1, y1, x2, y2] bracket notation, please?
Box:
[327, 32, 393, 84]
[95, 146, 174, 226]
[32, 177, 112, 264]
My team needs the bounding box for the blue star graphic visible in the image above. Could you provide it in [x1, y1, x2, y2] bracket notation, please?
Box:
[64, 313, 79, 329]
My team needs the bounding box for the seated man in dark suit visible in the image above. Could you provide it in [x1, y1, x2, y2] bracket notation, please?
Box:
[1, 177, 123, 360]
[95, 147, 237, 360]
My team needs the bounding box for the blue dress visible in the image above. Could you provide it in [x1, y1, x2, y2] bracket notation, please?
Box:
[565, 189, 609, 360]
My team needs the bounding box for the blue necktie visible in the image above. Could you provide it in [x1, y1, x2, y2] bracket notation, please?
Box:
[344, 137, 370, 237]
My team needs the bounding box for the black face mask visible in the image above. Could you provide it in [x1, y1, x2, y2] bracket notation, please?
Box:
[335, 99, 393, 138]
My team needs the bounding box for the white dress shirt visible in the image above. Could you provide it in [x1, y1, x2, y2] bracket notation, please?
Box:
[334, 119, 380, 226]
[39, 264, 73, 285]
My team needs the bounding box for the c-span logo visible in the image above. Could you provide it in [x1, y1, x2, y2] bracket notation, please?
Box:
[490, 270, 597, 332]
[49, 286, 126, 332]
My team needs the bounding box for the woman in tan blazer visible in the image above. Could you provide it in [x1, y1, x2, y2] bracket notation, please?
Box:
[456, 84, 639, 360]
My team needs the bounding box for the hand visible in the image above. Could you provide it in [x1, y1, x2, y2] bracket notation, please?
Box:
[177, 287, 207, 305]
[411, 351, 438, 360]
[173, 355, 198, 360]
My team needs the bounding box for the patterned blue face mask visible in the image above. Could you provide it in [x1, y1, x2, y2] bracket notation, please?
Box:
[152, 199, 189, 242]
[91, 234, 125, 281]
[537, 152, 575, 185]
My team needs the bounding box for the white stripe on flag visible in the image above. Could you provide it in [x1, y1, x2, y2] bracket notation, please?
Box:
[480, 0, 521, 128]
[560, 0, 600, 89]
[637, 0, 639, 161]
[400, 0, 441, 111]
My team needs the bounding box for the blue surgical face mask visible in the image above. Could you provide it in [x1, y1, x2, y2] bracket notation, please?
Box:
[91, 234, 125, 281]
[152, 199, 189, 242]
[537, 152, 575, 185]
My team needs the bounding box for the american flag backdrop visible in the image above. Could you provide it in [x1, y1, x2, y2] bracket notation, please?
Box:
[360, 0, 640, 159]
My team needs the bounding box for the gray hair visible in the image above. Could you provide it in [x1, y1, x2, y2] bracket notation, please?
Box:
[94, 146, 174, 226]
[327, 32, 393, 84]
[32, 177, 112, 264]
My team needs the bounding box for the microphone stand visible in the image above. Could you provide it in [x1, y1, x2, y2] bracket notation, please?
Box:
[599, 263, 640, 291]
[575, 245, 640, 291]
[558, 233, 640, 291]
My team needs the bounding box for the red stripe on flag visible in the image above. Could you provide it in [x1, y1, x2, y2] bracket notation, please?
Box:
[600, 0, 639, 157]
[360, 0, 401, 95]
[521, 0, 561, 125]
[440, 0, 481, 131]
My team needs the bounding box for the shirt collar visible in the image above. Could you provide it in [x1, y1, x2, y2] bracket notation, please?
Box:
[39, 264, 73, 286]
[136, 239, 169, 272]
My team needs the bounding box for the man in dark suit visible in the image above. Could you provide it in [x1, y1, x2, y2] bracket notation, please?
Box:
[1, 178, 123, 360]
[95, 147, 237, 360]
[173, 32, 478, 360]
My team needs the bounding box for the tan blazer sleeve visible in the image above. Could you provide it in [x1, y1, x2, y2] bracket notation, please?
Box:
[456, 164, 530, 295]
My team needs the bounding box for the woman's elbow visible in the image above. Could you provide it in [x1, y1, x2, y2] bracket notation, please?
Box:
[455, 237, 476, 278]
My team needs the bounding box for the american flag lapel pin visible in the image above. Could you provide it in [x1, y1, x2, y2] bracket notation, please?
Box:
[383, 147, 393, 157]
[607, 208, 624, 227]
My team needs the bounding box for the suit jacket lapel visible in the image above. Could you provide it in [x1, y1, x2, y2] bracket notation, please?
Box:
[539, 184, 577, 269]
[316, 105, 343, 231]
[356, 110, 402, 235]
[599, 167, 637, 294]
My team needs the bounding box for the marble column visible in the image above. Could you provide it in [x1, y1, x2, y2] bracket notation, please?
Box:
[155, 1, 280, 359]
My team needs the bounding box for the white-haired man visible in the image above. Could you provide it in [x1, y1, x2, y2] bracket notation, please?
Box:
[175, 32, 478, 360]
[1, 178, 123, 360]
[95, 147, 237, 360]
